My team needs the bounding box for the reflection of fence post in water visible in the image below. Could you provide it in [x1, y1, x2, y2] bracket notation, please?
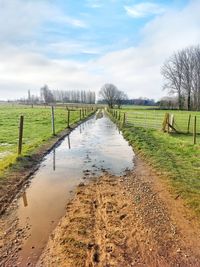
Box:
[22, 192, 28, 207]
[67, 135, 71, 149]
[53, 149, 56, 171]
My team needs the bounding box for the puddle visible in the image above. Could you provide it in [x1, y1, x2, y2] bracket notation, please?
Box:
[0, 112, 134, 266]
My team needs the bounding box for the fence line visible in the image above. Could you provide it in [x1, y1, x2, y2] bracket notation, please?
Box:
[1, 106, 95, 159]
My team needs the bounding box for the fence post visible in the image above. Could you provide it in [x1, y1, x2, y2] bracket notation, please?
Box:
[67, 109, 70, 128]
[18, 115, 24, 155]
[162, 113, 169, 132]
[80, 109, 82, 120]
[123, 113, 126, 127]
[118, 111, 121, 121]
[193, 116, 197, 144]
[51, 106, 55, 135]
[187, 114, 191, 134]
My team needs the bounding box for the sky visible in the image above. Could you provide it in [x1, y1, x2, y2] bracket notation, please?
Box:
[0, 0, 200, 100]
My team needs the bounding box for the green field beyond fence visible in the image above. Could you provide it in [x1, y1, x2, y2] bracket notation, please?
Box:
[108, 106, 200, 216]
[0, 104, 94, 174]
[109, 108, 200, 144]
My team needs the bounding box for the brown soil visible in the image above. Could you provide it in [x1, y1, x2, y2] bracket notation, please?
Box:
[37, 159, 200, 267]
[0, 116, 93, 215]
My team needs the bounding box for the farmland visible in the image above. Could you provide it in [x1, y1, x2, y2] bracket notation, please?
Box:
[1, 105, 200, 266]
[109, 106, 200, 216]
[0, 104, 93, 176]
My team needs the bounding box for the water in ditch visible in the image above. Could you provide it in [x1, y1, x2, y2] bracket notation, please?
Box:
[0, 112, 134, 266]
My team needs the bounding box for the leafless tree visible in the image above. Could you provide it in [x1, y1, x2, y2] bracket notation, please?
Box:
[50, 89, 95, 104]
[116, 90, 128, 108]
[99, 84, 127, 108]
[40, 85, 54, 104]
[161, 45, 200, 110]
[161, 52, 184, 109]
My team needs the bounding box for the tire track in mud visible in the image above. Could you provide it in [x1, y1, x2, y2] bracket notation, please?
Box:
[37, 172, 200, 267]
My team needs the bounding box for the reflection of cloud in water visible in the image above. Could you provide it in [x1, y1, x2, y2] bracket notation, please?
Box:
[12, 113, 135, 265]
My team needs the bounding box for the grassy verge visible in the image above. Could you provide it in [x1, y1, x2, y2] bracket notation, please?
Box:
[122, 124, 200, 216]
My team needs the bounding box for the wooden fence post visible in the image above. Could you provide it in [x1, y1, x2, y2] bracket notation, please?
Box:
[123, 113, 126, 127]
[18, 115, 24, 155]
[51, 106, 55, 135]
[67, 109, 70, 128]
[118, 111, 121, 121]
[162, 113, 169, 132]
[193, 116, 197, 144]
[187, 114, 191, 134]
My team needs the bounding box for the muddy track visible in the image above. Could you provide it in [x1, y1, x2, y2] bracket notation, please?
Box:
[37, 163, 200, 266]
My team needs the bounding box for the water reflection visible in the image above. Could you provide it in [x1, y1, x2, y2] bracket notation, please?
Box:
[53, 149, 56, 171]
[67, 135, 71, 149]
[7, 113, 134, 266]
[22, 192, 28, 207]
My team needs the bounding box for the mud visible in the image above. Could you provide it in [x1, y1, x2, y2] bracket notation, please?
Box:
[38, 163, 200, 267]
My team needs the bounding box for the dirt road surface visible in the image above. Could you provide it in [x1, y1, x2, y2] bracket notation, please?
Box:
[37, 159, 200, 267]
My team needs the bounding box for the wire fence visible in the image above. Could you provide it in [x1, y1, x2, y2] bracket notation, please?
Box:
[0, 105, 96, 174]
[126, 111, 200, 134]
[108, 108, 200, 144]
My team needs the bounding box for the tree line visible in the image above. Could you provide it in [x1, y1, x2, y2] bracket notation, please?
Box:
[161, 45, 200, 110]
[17, 85, 96, 104]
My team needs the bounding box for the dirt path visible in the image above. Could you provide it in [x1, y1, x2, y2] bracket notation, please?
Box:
[37, 161, 200, 267]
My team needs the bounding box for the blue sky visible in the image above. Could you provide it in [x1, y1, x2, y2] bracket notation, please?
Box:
[0, 0, 199, 100]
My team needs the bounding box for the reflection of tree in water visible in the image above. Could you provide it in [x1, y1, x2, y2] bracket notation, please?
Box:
[96, 109, 103, 120]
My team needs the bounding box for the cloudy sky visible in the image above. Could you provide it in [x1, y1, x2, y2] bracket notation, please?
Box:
[0, 0, 200, 100]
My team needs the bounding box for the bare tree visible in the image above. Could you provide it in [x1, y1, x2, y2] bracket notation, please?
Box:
[161, 45, 200, 110]
[161, 52, 184, 109]
[116, 90, 128, 108]
[99, 84, 127, 108]
[40, 85, 54, 104]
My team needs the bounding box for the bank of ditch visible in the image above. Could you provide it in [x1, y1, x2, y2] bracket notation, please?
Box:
[121, 124, 200, 217]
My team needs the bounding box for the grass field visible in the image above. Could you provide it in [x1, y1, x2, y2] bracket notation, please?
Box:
[113, 106, 200, 142]
[0, 104, 92, 175]
[109, 106, 200, 216]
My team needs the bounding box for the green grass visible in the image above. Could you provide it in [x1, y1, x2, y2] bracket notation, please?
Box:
[113, 106, 200, 141]
[109, 106, 200, 216]
[0, 104, 92, 175]
[122, 126, 200, 216]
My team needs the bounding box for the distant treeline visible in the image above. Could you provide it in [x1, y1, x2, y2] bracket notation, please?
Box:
[17, 85, 96, 104]
[98, 98, 156, 106]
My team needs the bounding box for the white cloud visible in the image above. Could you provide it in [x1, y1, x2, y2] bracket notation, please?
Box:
[125, 2, 166, 18]
[1, 1, 200, 100]
[0, 0, 86, 43]
[86, 0, 102, 8]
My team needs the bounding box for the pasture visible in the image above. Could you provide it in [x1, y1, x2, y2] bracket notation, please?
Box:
[0, 104, 92, 175]
[109, 106, 200, 216]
